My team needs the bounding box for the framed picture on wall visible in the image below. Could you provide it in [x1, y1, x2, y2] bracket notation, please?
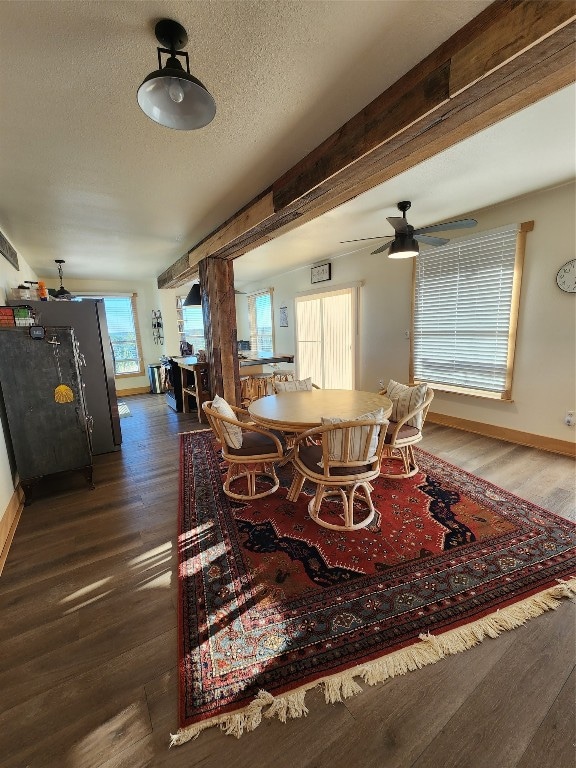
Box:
[0, 230, 18, 270]
[311, 262, 331, 283]
[279, 306, 288, 327]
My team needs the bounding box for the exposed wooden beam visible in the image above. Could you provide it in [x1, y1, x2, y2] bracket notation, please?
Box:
[158, 0, 576, 288]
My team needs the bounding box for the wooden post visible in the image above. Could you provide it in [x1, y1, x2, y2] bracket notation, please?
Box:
[199, 257, 240, 406]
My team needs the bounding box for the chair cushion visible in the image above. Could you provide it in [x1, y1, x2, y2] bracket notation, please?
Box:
[320, 408, 386, 462]
[386, 380, 428, 430]
[211, 394, 243, 449]
[384, 421, 420, 444]
[227, 429, 286, 457]
[274, 377, 313, 392]
[299, 444, 372, 476]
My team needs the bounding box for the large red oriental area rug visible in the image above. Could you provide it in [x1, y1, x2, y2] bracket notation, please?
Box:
[173, 431, 576, 745]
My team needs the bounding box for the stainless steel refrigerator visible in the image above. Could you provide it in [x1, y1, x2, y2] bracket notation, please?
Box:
[9, 298, 122, 453]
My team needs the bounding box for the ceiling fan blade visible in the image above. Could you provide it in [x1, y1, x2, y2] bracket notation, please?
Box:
[338, 244, 376, 258]
[371, 239, 395, 255]
[414, 234, 450, 246]
[339, 235, 390, 244]
[413, 218, 477, 235]
[386, 217, 409, 234]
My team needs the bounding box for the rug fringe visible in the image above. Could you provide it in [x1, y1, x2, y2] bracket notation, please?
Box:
[170, 576, 576, 745]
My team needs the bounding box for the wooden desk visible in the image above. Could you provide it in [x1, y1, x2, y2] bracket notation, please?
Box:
[178, 361, 210, 422]
[248, 389, 392, 432]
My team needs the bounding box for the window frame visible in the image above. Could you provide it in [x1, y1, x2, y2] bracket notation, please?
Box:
[410, 222, 532, 400]
[248, 288, 275, 357]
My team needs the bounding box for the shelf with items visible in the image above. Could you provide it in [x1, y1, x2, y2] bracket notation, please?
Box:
[176, 295, 195, 356]
[152, 309, 164, 345]
[179, 361, 211, 421]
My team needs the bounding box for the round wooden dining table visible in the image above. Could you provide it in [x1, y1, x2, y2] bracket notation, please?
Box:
[248, 389, 393, 432]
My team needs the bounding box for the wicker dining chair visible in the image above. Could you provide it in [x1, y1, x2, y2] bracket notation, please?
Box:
[273, 377, 320, 393]
[378, 381, 434, 478]
[286, 411, 388, 531]
[239, 375, 275, 407]
[203, 397, 286, 501]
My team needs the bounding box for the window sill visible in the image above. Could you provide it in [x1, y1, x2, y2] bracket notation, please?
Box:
[115, 370, 145, 379]
[413, 381, 513, 401]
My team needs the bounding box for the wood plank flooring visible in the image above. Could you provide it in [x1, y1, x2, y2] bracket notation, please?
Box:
[0, 395, 574, 768]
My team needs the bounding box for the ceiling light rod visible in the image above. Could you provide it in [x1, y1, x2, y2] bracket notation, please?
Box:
[54, 259, 72, 298]
[154, 20, 191, 80]
[137, 19, 216, 131]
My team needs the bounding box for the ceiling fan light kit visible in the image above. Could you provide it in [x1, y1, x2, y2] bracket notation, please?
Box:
[388, 234, 419, 259]
[137, 19, 216, 131]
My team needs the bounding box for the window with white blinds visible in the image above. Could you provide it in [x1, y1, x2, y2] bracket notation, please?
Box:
[181, 305, 206, 352]
[295, 286, 356, 389]
[101, 296, 143, 375]
[413, 224, 523, 398]
[248, 289, 274, 356]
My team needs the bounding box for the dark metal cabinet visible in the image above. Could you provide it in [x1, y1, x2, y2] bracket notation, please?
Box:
[0, 326, 92, 497]
[8, 299, 121, 454]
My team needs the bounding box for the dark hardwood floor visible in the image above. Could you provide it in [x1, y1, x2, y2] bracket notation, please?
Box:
[0, 394, 574, 768]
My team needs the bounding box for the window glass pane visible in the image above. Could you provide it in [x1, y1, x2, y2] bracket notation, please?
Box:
[248, 290, 273, 356]
[413, 224, 518, 394]
[181, 305, 206, 352]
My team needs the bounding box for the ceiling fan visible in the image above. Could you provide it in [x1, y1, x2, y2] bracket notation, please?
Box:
[341, 201, 477, 258]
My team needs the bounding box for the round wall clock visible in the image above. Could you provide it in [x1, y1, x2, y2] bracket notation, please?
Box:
[556, 259, 576, 293]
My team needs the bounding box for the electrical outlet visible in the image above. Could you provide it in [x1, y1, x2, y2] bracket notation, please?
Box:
[378, 379, 385, 390]
[404, 330, 410, 339]
[565, 411, 575, 427]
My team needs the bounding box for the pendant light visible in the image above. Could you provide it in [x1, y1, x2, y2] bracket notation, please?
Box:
[54, 259, 73, 298]
[183, 283, 202, 306]
[137, 19, 216, 131]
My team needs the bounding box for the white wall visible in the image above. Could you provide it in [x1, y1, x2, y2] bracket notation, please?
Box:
[239, 182, 576, 443]
[0, 253, 39, 519]
[43, 277, 162, 393]
[159, 287, 181, 358]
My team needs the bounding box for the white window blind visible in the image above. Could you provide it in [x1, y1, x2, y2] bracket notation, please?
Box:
[181, 305, 206, 351]
[413, 224, 519, 396]
[101, 296, 142, 375]
[295, 287, 355, 389]
[248, 289, 273, 356]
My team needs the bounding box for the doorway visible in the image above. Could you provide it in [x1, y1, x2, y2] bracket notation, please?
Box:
[295, 286, 357, 389]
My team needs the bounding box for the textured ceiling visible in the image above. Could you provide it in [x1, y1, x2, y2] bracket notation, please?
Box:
[0, 0, 495, 282]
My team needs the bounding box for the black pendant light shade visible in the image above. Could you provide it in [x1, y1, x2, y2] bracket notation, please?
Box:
[388, 235, 420, 259]
[183, 283, 202, 306]
[137, 19, 216, 130]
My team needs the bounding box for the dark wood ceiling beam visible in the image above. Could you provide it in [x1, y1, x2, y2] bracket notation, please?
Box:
[157, 0, 576, 289]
